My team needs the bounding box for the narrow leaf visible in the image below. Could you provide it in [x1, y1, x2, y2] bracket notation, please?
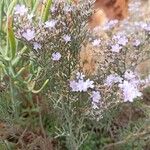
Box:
[41, 0, 52, 22]
[7, 15, 16, 59]
[32, 79, 49, 93]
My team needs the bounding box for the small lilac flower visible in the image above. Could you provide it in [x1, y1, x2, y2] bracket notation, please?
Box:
[77, 79, 94, 92]
[22, 29, 35, 41]
[51, 6, 56, 12]
[103, 20, 118, 30]
[139, 22, 147, 29]
[77, 79, 88, 92]
[45, 20, 57, 28]
[91, 91, 101, 103]
[119, 80, 142, 102]
[52, 52, 61, 61]
[63, 35, 71, 43]
[133, 39, 141, 46]
[33, 42, 42, 51]
[14, 4, 28, 16]
[70, 80, 78, 92]
[124, 70, 141, 88]
[63, 6, 72, 12]
[113, 32, 128, 46]
[105, 74, 122, 86]
[113, 34, 121, 40]
[92, 39, 101, 47]
[113, 32, 125, 40]
[124, 70, 136, 80]
[70, 78, 94, 92]
[85, 79, 94, 89]
[111, 44, 122, 53]
[144, 25, 150, 32]
[117, 36, 128, 46]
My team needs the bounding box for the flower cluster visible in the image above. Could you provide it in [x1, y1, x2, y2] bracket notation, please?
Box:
[105, 74, 122, 86]
[70, 72, 101, 109]
[105, 70, 143, 102]
[90, 91, 101, 109]
[102, 20, 119, 30]
[14, 4, 28, 16]
[70, 72, 94, 92]
[14, 1, 93, 66]
[79, 10, 150, 111]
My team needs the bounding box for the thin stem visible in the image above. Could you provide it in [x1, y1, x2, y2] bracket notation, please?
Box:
[9, 76, 17, 118]
[36, 95, 46, 139]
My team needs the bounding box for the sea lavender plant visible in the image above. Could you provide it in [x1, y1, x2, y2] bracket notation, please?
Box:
[0, 0, 150, 149]
[13, 0, 96, 149]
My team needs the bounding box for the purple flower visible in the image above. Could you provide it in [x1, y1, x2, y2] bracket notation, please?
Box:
[119, 80, 142, 102]
[63, 6, 72, 12]
[70, 80, 78, 92]
[14, 4, 28, 16]
[124, 70, 136, 80]
[124, 70, 141, 88]
[33, 42, 42, 50]
[133, 39, 141, 46]
[140, 22, 147, 29]
[77, 79, 94, 92]
[69, 78, 94, 92]
[91, 91, 101, 109]
[113, 32, 128, 46]
[117, 36, 128, 46]
[103, 20, 118, 30]
[92, 39, 101, 47]
[77, 79, 88, 92]
[144, 25, 150, 32]
[111, 44, 122, 53]
[63, 35, 71, 43]
[22, 29, 35, 41]
[51, 6, 56, 12]
[52, 52, 61, 61]
[105, 74, 122, 86]
[45, 20, 57, 28]
[91, 91, 101, 103]
[85, 79, 94, 89]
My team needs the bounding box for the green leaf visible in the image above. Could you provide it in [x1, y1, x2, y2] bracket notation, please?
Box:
[0, 0, 4, 32]
[7, 15, 16, 59]
[7, 0, 18, 16]
[41, 0, 52, 22]
[12, 46, 27, 66]
[32, 0, 40, 14]
[27, 74, 49, 93]
[5, 0, 18, 59]
[14, 67, 25, 78]
[32, 79, 49, 93]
